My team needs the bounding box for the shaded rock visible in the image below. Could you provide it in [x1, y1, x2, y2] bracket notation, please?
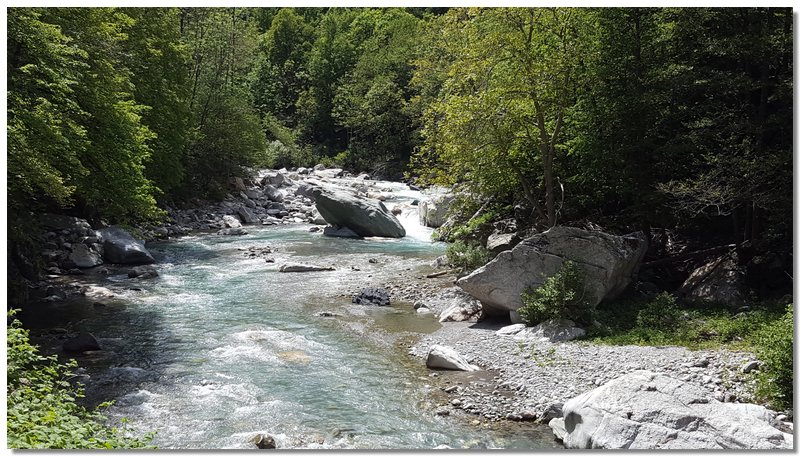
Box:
[69, 244, 103, 268]
[222, 215, 242, 228]
[741, 360, 760, 373]
[237, 206, 257, 224]
[486, 232, 519, 253]
[99, 226, 155, 265]
[39, 214, 92, 232]
[63, 333, 101, 353]
[323, 225, 362, 238]
[496, 323, 526, 336]
[679, 253, 746, 307]
[352, 287, 390, 306]
[426, 345, 479, 371]
[229, 177, 247, 192]
[261, 172, 287, 188]
[264, 185, 285, 203]
[515, 319, 585, 343]
[312, 186, 405, 238]
[278, 263, 335, 272]
[550, 370, 793, 449]
[217, 228, 248, 236]
[419, 193, 454, 228]
[457, 226, 647, 316]
[128, 266, 158, 279]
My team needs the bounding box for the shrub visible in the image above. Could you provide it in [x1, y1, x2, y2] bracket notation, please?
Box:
[518, 260, 593, 326]
[635, 292, 682, 330]
[7, 312, 153, 449]
[445, 240, 492, 272]
[754, 305, 793, 411]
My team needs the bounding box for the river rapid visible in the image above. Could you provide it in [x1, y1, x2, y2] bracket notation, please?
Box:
[23, 179, 558, 449]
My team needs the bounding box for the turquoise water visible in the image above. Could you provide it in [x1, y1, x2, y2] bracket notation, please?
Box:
[26, 198, 558, 449]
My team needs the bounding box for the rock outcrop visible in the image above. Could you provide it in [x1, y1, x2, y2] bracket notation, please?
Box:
[312, 187, 405, 238]
[549, 370, 793, 449]
[457, 226, 647, 316]
[418, 193, 454, 228]
[99, 226, 155, 265]
[69, 244, 103, 268]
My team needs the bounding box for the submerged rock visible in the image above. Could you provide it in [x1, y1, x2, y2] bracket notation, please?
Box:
[278, 263, 335, 272]
[323, 225, 362, 238]
[252, 434, 276, 450]
[63, 333, 101, 353]
[128, 265, 158, 279]
[550, 370, 793, 449]
[217, 227, 248, 236]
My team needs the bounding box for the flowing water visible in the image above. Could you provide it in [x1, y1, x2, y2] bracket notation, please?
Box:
[24, 181, 558, 449]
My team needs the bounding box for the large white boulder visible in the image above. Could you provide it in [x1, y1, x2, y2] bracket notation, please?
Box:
[425, 345, 479, 371]
[457, 226, 647, 316]
[549, 370, 793, 449]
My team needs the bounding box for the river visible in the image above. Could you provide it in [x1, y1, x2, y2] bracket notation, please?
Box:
[23, 180, 558, 449]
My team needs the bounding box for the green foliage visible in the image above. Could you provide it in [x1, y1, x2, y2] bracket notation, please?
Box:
[754, 305, 793, 410]
[519, 260, 593, 326]
[445, 240, 492, 273]
[7, 312, 153, 449]
[635, 292, 682, 330]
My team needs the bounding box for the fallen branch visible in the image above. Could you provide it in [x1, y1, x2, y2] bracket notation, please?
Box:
[641, 244, 737, 269]
[426, 270, 452, 279]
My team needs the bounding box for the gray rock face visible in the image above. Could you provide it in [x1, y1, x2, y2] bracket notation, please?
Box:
[514, 319, 585, 343]
[99, 226, 155, 265]
[278, 263, 335, 272]
[550, 370, 793, 449]
[312, 187, 405, 238]
[426, 345, 480, 372]
[419, 193, 454, 228]
[457, 226, 647, 316]
[679, 253, 745, 307]
[237, 206, 257, 224]
[352, 287, 391, 306]
[69, 244, 103, 268]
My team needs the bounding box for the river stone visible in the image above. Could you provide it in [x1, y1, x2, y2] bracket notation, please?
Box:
[69, 244, 103, 268]
[128, 265, 158, 279]
[457, 226, 647, 316]
[278, 263, 335, 272]
[438, 299, 482, 323]
[222, 215, 242, 228]
[514, 319, 585, 343]
[550, 370, 793, 449]
[426, 345, 479, 372]
[237, 206, 257, 224]
[63, 333, 101, 353]
[312, 186, 405, 238]
[99, 226, 156, 265]
[252, 433, 276, 449]
[352, 287, 390, 306]
[418, 193, 454, 228]
[323, 225, 362, 238]
[496, 323, 526, 336]
[264, 185, 285, 203]
[218, 227, 248, 236]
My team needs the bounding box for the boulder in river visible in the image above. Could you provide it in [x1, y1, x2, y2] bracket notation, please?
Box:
[63, 333, 101, 353]
[323, 225, 361, 238]
[549, 370, 793, 449]
[352, 287, 390, 306]
[252, 434, 276, 449]
[426, 345, 479, 371]
[69, 243, 103, 268]
[222, 215, 242, 228]
[99, 226, 155, 265]
[457, 226, 647, 316]
[312, 186, 405, 238]
[128, 265, 158, 279]
[278, 263, 335, 272]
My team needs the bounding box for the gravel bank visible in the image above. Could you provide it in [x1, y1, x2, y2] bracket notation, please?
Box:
[407, 292, 760, 426]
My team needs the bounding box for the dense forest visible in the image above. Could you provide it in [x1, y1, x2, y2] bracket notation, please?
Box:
[6, 6, 794, 448]
[9, 6, 792, 270]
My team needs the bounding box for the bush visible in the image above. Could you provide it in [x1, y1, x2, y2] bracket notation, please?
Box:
[445, 240, 492, 272]
[7, 312, 153, 449]
[518, 260, 593, 326]
[754, 305, 793, 411]
[635, 292, 682, 330]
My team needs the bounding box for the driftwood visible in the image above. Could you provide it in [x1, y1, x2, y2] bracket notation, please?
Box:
[426, 270, 452, 279]
[641, 244, 737, 269]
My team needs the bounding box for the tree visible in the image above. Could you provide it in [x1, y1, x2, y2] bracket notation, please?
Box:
[413, 8, 594, 227]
